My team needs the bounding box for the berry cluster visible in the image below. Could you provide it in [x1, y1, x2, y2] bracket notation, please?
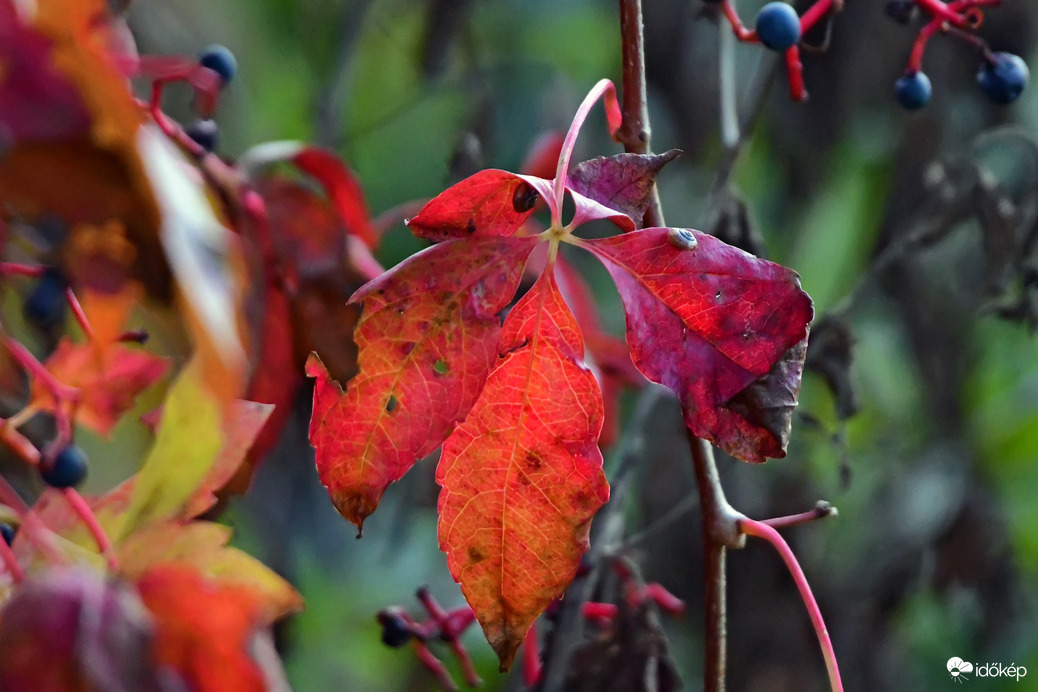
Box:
[887, 0, 1029, 109]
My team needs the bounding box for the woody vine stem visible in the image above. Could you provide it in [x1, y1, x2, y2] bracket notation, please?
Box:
[614, 2, 842, 690]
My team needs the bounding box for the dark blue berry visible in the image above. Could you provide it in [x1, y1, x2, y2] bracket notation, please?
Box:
[185, 119, 220, 152]
[377, 609, 413, 648]
[895, 72, 932, 110]
[978, 52, 1029, 105]
[884, 0, 917, 24]
[755, 2, 801, 52]
[0, 523, 15, 546]
[198, 44, 237, 86]
[23, 268, 67, 330]
[40, 445, 88, 489]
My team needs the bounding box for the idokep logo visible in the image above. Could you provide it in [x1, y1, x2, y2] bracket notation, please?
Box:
[947, 658, 973, 683]
[947, 657, 1028, 683]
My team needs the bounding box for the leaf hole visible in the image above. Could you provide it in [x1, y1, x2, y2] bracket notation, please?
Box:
[433, 359, 449, 376]
[386, 395, 399, 413]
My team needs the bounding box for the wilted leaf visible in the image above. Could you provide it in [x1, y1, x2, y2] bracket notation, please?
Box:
[438, 270, 609, 670]
[136, 564, 267, 692]
[584, 227, 813, 462]
[0, 567, 160, 692]
[407, 170, 541, 241]
[30, 338, 169, 436]
[568, 151, 680, 229]
[118, 521, 302, 623]
[804, 315, 858, 420]
[308, 236, 538, 531]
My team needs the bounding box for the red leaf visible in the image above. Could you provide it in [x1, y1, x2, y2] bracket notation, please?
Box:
[584, 228, 813, 462]
[437, 269, 610, 669]
[568, 151, 680, 229]
[30, 338, 169, 436]
[136, 564, 266, 692]
[308, 236, 539, 531]
[291, 147, 378, 249]
[519, 132, 564, 179]
[407, 170, 540, 241]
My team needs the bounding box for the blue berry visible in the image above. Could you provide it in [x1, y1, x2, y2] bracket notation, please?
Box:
[185, 118, 220, 152]
[0, 523, 15, 546]
[40, 445, 88, 489]
[377, 608, 413, 648]
[978, 52, 1029, 105]
[895, 71, 932, 110]
[23, 268, 67, 330]
[884, 0, 917, 24]
[755, 2, 801, 52]
[199, 44, 237, 86]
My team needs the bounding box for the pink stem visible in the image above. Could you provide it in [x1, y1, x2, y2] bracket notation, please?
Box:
[0, 537, 23, 582]
[740, 518, 843, 692]
[907, 17, 946, 73]
[762, 502, 836, 530]
[65, 288, 95, 340]
[0, 263, 45, 277]
[582, 601, 619, 625]
[785, 46, 806, 101]
[642, 582, 686, 615]
[62, 488, 116, 570]
[448, 638, 481, 688]
[522, 622, 542, 686]
[553, 79, 621, 224]
[4, 337, 78, 404]
[915, 0, 968, 24]
[799, 0, 837, 34]
[720, 0, 758, 42]
[413, 641, 458, 691]
[0, 475, 66, 564]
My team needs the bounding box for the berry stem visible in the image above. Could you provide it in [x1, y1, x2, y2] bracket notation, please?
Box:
[0, 535, 23, 582]
[739, 518, 844, 692]
[0, 263, 45, 277]
[799, 0, 841, 34]
[0, 475, 66, 564]
[914, 0, 968, 25]
[62, 488, 116, 570]
[581, 601, 619, 625]
[785, 46, 807, 101]
[762, 501, 837, 529]
[4, 337, 78, 406]
[719, 0, 758, 42]
[907, 17, 946, 73]
[412, 640, 459, 691]
[64, 288, 95, 341]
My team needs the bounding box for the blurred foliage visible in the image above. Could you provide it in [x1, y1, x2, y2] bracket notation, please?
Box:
[125, 0, 1038, 689]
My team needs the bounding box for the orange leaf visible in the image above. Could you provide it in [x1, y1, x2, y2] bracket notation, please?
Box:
[437, 269, 609, 669]
[308, 236, 538, 532]
[136, 564, 267, 692]
[30, 338, 169, 436]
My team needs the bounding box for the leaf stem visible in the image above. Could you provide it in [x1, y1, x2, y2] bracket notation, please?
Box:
[554, 79, 621, 226]
[762, 501, 837, 530]
[739, 518, 844, 692]
[65, 288, 95, 341]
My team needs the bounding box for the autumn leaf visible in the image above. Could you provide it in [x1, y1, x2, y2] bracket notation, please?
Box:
[136, 563, 268, 692]
[114, 358, 223, 539]
[582, 227, 813, 461]
[437, 270, 609, 669]
[407, 170, 543, 241]
[30, 338, 169, 436]
[568, 150, 681, 229]
[118, 521, 302, 623]
[309, 235, 538, 531]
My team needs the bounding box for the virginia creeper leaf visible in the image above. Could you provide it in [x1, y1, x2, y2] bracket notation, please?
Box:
[407, 170, 540, 241]
[292, 146, 378, 248]
[118, 521, 303, 623]
[308, 236, 539, 531]
[568, 151, 681, 229]
[115, 358, 223, 540]
[30, 338, 170, 436]
[584, 228, 813, 462]
[519, 132, 564, 179]
[437, 269, 609, 670]
[136, 564, 267, 692]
